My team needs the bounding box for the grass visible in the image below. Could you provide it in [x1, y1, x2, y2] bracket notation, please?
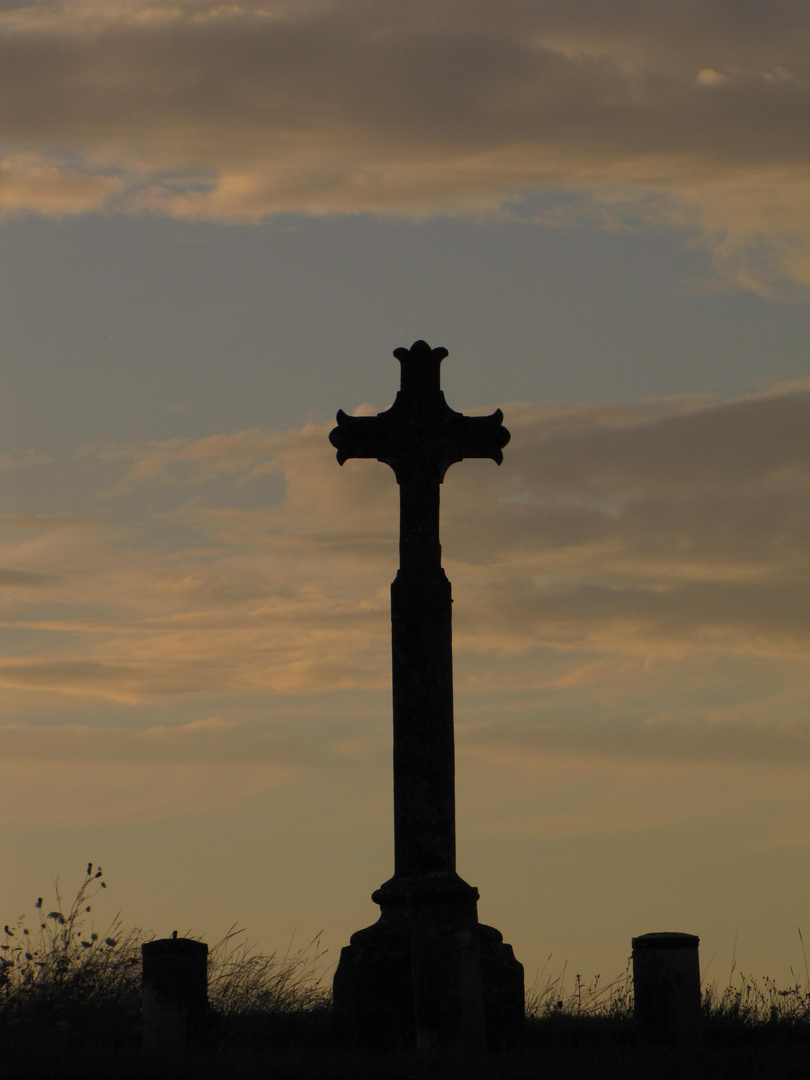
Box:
[3, 867, 810, 1078]
[1, 865, 331, 1076]
[1, 865, 143, 1053]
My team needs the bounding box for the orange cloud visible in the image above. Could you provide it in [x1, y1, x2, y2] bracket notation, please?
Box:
[0, 378, 807, 792]
[0, 0, 808, 290]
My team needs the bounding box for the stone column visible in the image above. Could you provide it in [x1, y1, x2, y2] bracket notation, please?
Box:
[142, 936, 208, 1056]
[632, 932, 702, 1049]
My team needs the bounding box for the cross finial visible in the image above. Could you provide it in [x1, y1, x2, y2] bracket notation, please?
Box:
[393, 339, 448, 399]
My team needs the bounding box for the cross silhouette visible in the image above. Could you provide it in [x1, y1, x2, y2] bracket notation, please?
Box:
[330, 339, 509, 575]
[330, 341, 521, 1054]
[330, 340, 509, 880]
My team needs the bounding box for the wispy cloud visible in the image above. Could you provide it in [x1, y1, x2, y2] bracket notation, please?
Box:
[0, 714, 316, 764]
[1, 0, 808, 289]
[0, 380, 806, 853]
[0, 380, 806, 773]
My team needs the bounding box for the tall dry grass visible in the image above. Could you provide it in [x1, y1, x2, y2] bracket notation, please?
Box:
[1, 864, 330, 1071]
[4, 865, 810, 1078]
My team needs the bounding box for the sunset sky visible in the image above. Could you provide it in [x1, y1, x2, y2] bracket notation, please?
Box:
[1, 0, 810, 994]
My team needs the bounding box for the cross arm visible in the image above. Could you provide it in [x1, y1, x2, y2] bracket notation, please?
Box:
[329, 340, 510, 482]
[329, 409, 398, 466]
[436, 407, 509, 475]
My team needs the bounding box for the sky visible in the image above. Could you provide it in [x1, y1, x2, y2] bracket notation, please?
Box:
[1, 0, 810, 997]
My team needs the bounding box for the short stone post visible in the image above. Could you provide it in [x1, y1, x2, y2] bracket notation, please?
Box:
[632, 932, 702, 1049]
[142, 936, 208, 1057]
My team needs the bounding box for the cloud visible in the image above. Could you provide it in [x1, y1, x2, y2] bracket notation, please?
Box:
[0, 714, 317, 764]
[0, 711, 387, 826]
[0, 0, 808, 289]
[460, 708, 810, 770]
[456, 745, 810, 842]
[0, 659, 232, 701]
[444, 384, 810, 670]
[0, 757, 293, 827]
[0, 568, 56, 587]
[0, 151, 124, 215]
[103, 428, 291, 487]
[0, 377, 807, 792]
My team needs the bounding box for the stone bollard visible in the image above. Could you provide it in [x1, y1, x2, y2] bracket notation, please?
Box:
[632, 932, 702, 1050]
[142, 936, 208, 1057]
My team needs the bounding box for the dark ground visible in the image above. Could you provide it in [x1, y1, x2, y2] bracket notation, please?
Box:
[5, 1015, 810, 1079]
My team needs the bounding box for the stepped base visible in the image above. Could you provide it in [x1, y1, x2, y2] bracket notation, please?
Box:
[333, 875, 524, 1053]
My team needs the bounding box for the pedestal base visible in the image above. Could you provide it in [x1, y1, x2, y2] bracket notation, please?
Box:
[333, 875, 524, 1053]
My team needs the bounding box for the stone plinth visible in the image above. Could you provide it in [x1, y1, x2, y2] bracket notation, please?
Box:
[333, 876, 523, 1053]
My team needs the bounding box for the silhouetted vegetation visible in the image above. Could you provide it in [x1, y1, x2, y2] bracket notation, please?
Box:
[3, 867, 810, 1077]
[1, 866, 330, 1076]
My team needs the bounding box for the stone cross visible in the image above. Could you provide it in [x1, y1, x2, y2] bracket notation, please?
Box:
[330, 341, 523, 1053]
[330, 339, 508, 882]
